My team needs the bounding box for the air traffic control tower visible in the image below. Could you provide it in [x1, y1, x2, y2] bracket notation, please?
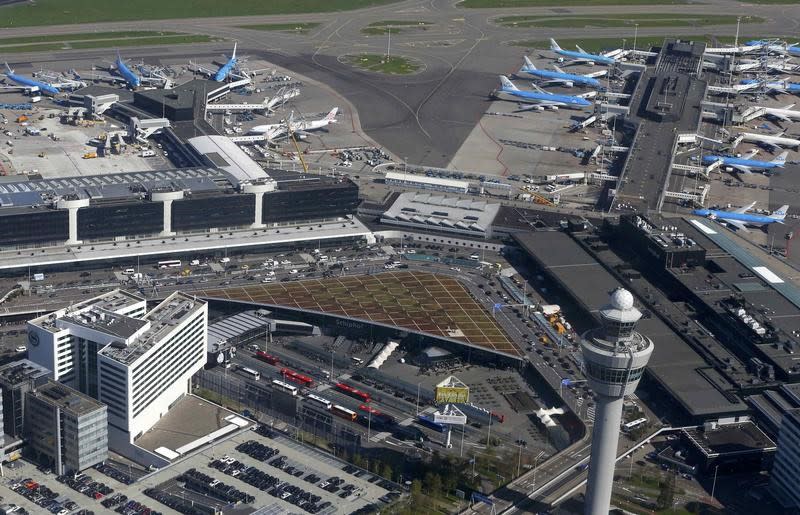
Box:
[581, 288, 654, 515]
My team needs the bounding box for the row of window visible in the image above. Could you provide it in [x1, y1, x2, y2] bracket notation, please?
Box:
[584, 361, 645, 384]
[131, 313, 206, 417]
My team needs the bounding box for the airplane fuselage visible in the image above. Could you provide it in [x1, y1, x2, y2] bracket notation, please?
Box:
[702, 155, 783, 170]
[693, 209, 779, 226]
[499, 87, 591, 107]
[5, 72, 59, 95]
[740, 132, 800, 148]
[116, 58, 141, 88]
[214, 58, 237, 82]
[555, 49, 614, 65]
[521, 68, 601, 88]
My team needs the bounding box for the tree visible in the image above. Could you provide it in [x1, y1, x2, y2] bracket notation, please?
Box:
[410, 479, 423, 506]
[429, 473, 443, 499]
[657, 471, 676, 510]
[381, 463, 394, 481]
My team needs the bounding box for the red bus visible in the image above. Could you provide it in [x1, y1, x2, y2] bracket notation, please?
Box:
[255, 351, 280, 366]
[335, 382, 371, 403]
[281, 367, 314, 388]
[359, 404, 394, 425]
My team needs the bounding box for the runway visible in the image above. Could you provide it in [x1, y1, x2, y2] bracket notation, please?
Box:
[2, 0, 800, 166]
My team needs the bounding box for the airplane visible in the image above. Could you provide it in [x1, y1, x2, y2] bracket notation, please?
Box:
[702, 149, 788, 174]
[249, 107, 339, 139]
[517, 56, 606, 88]
[736, 131, 800, 150]
[549, 39, 621, 66]
[494, 76, 593, 109]
[1, 63, 61, 95]
[693, 202, 789, 232]
[214, 42, 237, 82]
[740, 78, 800, 95]
[114, 52, 141, 89]
[760, 103, 800, 123]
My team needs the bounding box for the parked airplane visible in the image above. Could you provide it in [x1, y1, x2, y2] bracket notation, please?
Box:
[249, 107, 339, 139]
[693, 202, 789, 232]
[741, 78, 800, 95]
[214, 42, 237, 82]
[736, 131, 800, 150]
[495, 76, 593, 109]
[114, 52, 141, 89]
[549, 39, 621, 66]
[702, 149, 788, 174]
[517, 56, 606, 88]
[1, 63, 61, 95]
[760, 103, 800, 123]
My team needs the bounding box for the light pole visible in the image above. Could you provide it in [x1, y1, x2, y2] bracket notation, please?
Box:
[415, 382, 421, 415]
[633, 24, 639, 58]
[711, 464, 719, 499]
[516, 442, 523, 477]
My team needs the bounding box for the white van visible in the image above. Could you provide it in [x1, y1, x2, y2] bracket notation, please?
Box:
[319, 255, 329, 262]
[124, 268, 135, 275]
[220, 257, 231, 264]
[262, 277, 275, 283]
[190, 259, 200, 266]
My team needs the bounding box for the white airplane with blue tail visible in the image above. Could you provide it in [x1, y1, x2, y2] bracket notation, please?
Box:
[549, 38, 623, 66]
[495, 76, 594, 110]
[518, 56, 606, 88]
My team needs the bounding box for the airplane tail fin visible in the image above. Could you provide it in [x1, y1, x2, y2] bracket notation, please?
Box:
[325, 107, 339, 122]
[522, 56, 536, 71]
[232, 42, 237, 60]
[771, 205, 790, 220]
[4, 62, 12, 73]
[549, 38, 561, 52]
[772, 151, 789, 165]
[499, 75, 518, 91]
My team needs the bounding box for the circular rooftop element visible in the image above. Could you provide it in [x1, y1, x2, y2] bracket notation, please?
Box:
[610, 288, 634, 311]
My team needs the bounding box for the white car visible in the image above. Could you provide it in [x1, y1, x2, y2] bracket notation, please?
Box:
[14, 346, 26, 353]
[289, 269, 298, 275]
[281, 260, 292, 265]
[262, 277, 275, 283]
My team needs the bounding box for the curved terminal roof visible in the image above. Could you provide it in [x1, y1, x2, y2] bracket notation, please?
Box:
[188, 135, 276, 188]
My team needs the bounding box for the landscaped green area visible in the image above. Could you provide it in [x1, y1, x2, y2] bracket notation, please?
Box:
[236, 22, 320, 32]
[461, 0, 687, 7]
[0, 30, 183, 45]
[496, 14, 762, 29]
[343, 53, 422, 74]
[361, 20, 431, 35]
[0, 0, 400, 28]
[0, 33, 219, 54]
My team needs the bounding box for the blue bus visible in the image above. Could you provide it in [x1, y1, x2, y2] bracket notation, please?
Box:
[416, 414, 446, 433]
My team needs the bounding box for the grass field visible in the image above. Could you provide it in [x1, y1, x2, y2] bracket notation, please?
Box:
[0, 34, 219, 54]
[343, 53, 421, 74]
[0, 0, 400, 28]
[194, 271, 520, 356]
[368, 20, 431, 27]
[236, 23, 320, 32]
[496, 14, 761, 29]
[461, 0, 687, 7]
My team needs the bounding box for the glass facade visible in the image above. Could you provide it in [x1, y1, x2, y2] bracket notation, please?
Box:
[585, 361, 645, 384]
[262, 184, 359, 224]
[78, 201, 164, 240]
[0, 210, 68, 246]
[172, 195, 255, 231]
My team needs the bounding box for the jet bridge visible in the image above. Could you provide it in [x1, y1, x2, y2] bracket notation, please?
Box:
[128, 117, 170, 143]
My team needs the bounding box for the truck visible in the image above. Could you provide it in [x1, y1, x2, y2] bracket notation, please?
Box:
[140, 150, 156, 157]
[82, 152, 97, 159]
[32, 273, 45, 281]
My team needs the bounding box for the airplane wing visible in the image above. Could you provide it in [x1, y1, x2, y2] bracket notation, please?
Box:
[743, 149, 759, 159]
[603, 48, 625, 59]
[725, 219, 750, 232]
[585, 70, 608, 78]
[553, 64, 565, 74]
[770, 112, 791, 123]
[731, 164, 753, 174]
[705, 159, 723, 173]
[530, 83, 548, 94]
[733, 201, 757, 214]
[575, 44, 588, 54]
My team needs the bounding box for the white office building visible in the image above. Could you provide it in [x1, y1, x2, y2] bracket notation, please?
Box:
[27, 290, 207, 450]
